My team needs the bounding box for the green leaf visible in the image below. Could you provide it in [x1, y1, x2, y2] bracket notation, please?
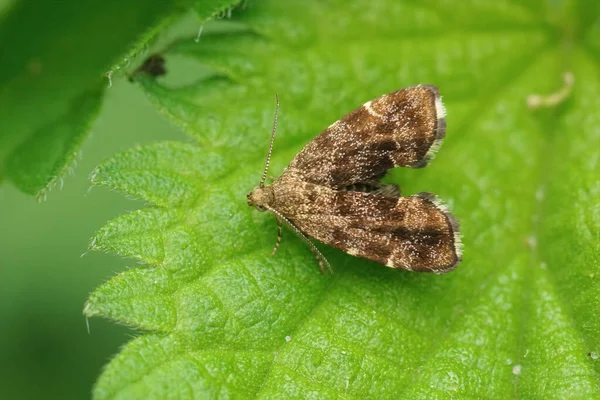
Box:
[86, 1, 600, 398]
[0, 0, 238, 198]
[4, 85, 105, 198]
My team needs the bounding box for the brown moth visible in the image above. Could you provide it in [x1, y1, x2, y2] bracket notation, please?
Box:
[247, 85, 462, 274]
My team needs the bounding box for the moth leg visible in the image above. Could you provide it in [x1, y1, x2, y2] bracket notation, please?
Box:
[266, 207, 333, 275]
[271, 218, 283, 256]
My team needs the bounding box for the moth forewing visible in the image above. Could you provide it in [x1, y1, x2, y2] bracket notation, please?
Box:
[247, 85, 462, 274]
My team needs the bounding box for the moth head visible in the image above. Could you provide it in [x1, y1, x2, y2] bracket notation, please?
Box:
[247, 185, 274, 212]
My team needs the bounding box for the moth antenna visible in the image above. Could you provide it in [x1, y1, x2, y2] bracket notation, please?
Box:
[260, 94, 279, 187]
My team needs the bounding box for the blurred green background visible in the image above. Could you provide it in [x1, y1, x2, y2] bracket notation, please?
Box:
[0, 79, 186, 399]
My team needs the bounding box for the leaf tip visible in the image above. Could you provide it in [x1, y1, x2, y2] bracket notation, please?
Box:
[83, 299, 100, 318]
[87, 234, 101, 252]
[89, 166, 102, 187]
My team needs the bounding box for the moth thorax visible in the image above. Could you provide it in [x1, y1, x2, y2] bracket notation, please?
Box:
[247, 185, 275, 211]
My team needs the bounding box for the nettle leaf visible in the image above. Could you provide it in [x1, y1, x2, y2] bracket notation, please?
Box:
[0, 0, 239, 199]
[86, 1, 600, 398]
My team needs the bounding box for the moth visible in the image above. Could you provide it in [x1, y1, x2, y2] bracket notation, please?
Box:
[247, 85, 462, 274]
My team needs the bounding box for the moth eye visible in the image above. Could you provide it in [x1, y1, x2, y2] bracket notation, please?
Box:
[257, 206, 266, 212]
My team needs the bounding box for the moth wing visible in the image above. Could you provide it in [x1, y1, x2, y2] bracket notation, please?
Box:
[287, 190, 461, 273]
[280, 85, 446, 189]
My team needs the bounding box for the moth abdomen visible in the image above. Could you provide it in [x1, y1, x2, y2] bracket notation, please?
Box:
[342, 182, 400, 197]
[343, 183, 375, 193]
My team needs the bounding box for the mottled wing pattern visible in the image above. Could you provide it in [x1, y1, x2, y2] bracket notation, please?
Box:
[249, 85, 461, 273]
[279, 85, 446, 189]
[273, 182, 462, 273]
